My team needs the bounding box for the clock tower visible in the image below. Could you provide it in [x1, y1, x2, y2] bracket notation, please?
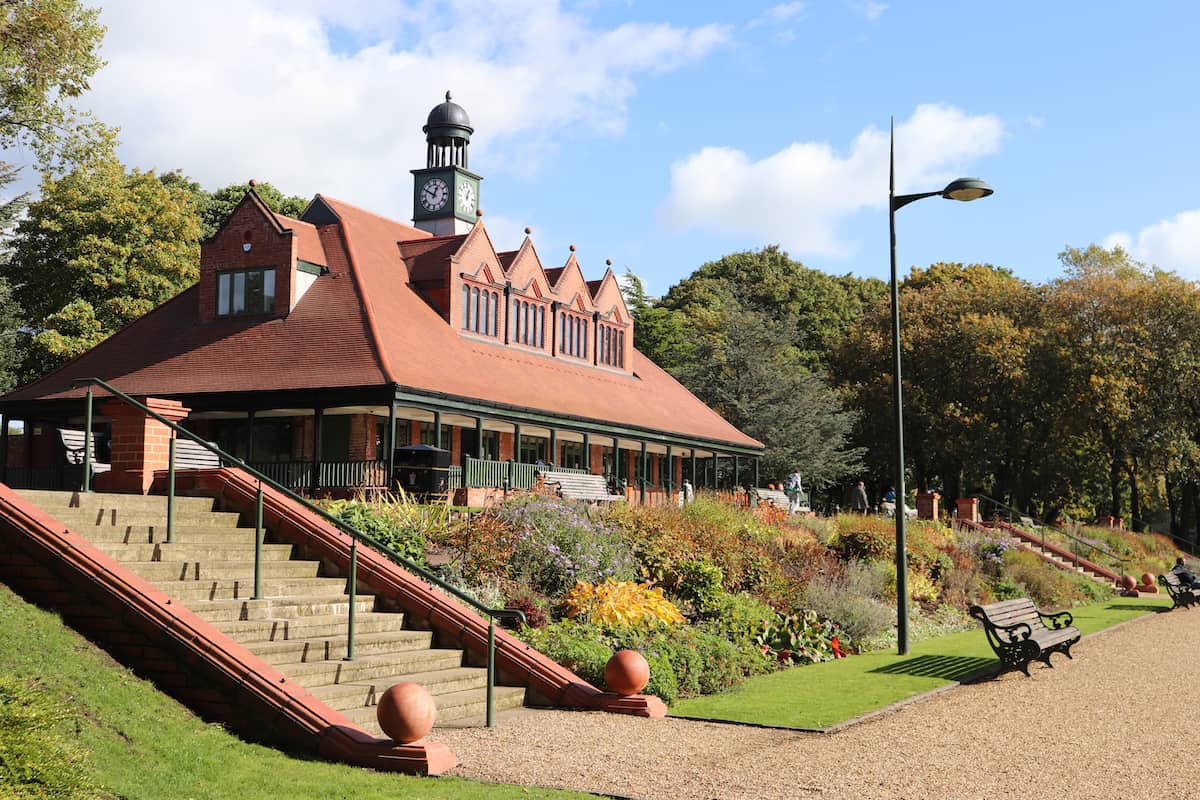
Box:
[412, 91, 482, 235]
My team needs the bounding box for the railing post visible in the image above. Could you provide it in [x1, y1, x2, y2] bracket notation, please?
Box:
[486, 618, 496, 728]
[82, 386, 93, 493]
[346, 539, 357, 661]
[253, 482, 264, 600]
[166, 435, 176, 544]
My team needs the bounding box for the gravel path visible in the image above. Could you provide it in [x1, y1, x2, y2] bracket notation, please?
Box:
[435, 608, 1200, 799]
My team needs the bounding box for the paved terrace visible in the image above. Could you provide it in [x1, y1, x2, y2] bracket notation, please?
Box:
[436, 607, 1198, 799]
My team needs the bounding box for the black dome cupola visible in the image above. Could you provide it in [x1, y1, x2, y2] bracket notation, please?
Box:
[423, 91, 473, 169]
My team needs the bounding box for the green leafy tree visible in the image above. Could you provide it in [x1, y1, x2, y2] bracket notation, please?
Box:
[200, 181, 307, 239]
[3, 158, 201, 378]
[671, 290, 863, 488]
[622, 269, 690, 370]
[0, 0, 115, 168]
[0, 160, 27, 389]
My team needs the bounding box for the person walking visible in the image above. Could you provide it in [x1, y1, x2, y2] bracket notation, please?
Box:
[784, 470, 804, 513]
[851, 480, 869, 515]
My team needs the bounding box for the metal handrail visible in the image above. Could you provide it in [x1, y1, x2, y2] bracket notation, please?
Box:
[972, 493, 1129, 577]
[75, 378, 524, 727]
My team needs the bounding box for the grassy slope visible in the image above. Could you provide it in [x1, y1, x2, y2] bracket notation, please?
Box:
[0, 583, 592, 800]
[671, 596, 1171, 728]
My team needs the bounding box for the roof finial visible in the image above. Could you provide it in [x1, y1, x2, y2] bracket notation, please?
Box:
[524, 226, 532, 235]
[569, 244, 576, 252]
[606, 259, 612, 266]
[476, 208, 484, 217]
[445, 90, 452, 102]
[248, 178, 257, 187]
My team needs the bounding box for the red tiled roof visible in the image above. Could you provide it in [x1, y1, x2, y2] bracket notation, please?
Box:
[275, 213, 328, 267]
[4, 197, 761, 450]
[322, 197, 761, 448]
[400, 235, 466, 282]
[543, 267, 566, 287]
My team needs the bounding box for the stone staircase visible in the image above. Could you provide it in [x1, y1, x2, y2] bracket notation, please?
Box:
[995, 532, 1115, 585]
[16, 489, 526, 735]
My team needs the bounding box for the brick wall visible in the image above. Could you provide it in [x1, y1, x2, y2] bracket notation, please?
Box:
[199, 195, 296, 323]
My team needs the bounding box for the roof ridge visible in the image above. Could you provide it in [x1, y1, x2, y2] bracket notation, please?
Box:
[319, 195, 432, 239]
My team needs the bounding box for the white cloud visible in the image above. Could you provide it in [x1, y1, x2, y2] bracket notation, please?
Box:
[84, 0, 728, 217]
[661, 104, 1003, 257]
[746, 2, 806, 29]
[1106, 210, 1200, 276]
[849, 1, 887, 22]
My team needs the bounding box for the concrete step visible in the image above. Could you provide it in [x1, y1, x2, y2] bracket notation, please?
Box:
[156, 576, 351, 603]
[246, 629, 432, 663]
[121, 559, 322, 582]
[64, 525, 266, 545]
[47, 508, 243, 528]
[185, 595, 377, 624]
[339, 683, 528, 735]
[281, 648, 464, 686]
[91, 541, 295, 563]
[310, 664, 489, 709]
[209, 610, 407, 643]
[16, 489, 217, 514]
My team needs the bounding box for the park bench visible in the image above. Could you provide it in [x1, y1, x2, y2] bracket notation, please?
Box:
[59, 428, 111, 476]
[539, 470, 625, 503]
[171, 437, 222, 470]
[968, 597, 1080, 676]
[755, 487, 809, 512]
[1158, 572, 1200, 609]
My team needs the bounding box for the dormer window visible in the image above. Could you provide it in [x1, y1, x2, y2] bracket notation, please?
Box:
[217, 267, 276, 316]
[460, 282, 499, 337]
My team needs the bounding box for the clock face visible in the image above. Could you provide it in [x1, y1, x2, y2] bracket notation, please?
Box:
[458, 182, 476, 213]
[420, 178, 449, 212]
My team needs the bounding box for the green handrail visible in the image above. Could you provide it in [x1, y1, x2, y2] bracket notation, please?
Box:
[75, 378, 524, 728]
[973, 493, 1129, 577]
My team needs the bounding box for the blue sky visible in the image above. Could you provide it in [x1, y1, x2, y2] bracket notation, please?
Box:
[39, 1, 1200, 295]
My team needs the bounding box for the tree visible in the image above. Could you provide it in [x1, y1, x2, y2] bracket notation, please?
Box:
[0, 0, 114, 168]
[0, 160, 27, 389]
[2, 158, 201, 378]
[622, 270, 690, 371]
[670, 290, 863, 488]
[200, 181, 307, 239]
[657, 246, 886, 373]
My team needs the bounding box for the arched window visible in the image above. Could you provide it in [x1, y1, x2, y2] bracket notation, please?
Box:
[582, 321, 588, 359]
[461, 285, 470, 329]
[537, 306, 545, 348]
[522, 301, 530, 344]
[489, 293, 498, 336]
[468, 287, 478, 331]
[512, 298, 520, 340]
[560, 313, 567, 352]
[618, 330, 625, 367]
[480, 289, 489, 334]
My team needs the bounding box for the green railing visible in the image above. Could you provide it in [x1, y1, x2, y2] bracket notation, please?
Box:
[76, 379, 523, 728]
[974, 493, 1129, 577]
[463, 456, 587, 490]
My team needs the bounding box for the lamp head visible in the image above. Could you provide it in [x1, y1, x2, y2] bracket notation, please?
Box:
[941, 178, 993, 202]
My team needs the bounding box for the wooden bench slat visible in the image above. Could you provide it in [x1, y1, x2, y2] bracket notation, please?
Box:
[969, 597, 1080, 676]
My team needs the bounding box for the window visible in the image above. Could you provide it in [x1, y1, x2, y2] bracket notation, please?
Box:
[489, 293, 498, 336]
[419, 422, 452, 451]
[217, 268, 275, 316]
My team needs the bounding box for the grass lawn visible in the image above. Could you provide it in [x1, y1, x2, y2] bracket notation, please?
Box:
[0, 583, 593, 800]
[670, 595, 1171, 729]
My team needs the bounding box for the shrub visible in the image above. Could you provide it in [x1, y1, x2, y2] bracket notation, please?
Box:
[674, 558, 726, 615]
[999, 549, 1090, 608]
[562, 579, 686, 627]
[832, 526, 892, 563]
[515, 619, 748, 703]
[440, 511, 515, 583]
[756, 609, 844, 665]
[496, 494, 638, 597]
[803, 561, 894, 647]
[502, 589, 550, 628]
[322, 492, 435, 565]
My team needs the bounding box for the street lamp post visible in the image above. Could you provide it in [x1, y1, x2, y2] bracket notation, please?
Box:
[889, 120, 992, 655]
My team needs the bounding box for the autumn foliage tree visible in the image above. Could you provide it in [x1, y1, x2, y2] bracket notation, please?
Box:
[2, 159, 201, 377]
